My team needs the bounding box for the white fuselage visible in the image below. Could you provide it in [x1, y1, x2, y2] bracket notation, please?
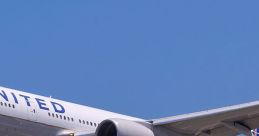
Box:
[0, 86, 143, 136]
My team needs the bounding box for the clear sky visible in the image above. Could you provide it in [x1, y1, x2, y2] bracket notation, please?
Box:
[0, 1, 259, 119]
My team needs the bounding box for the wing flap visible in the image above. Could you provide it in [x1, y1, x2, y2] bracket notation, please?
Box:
[152, 101, 259, 135]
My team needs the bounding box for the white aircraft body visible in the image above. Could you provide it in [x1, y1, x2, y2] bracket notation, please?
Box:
[0, 86, 259, 136]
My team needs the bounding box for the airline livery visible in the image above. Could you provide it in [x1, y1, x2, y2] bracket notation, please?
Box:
[0, 86, 259, 136]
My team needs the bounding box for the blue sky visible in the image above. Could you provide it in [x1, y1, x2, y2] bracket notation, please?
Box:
[0, 1, 259, 119]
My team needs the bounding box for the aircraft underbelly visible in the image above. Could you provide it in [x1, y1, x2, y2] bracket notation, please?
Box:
[0, 114, 64, 136]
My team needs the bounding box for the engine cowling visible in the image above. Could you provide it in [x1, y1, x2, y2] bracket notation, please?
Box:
[96, 118, 155, 136]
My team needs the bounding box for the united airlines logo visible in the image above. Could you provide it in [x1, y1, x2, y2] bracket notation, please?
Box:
[252, 129, 259, 136]
[0, 90, 65, 113]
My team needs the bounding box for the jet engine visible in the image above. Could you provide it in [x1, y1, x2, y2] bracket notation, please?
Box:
[96, 118, 155, 136]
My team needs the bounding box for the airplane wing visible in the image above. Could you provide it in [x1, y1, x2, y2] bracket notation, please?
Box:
[151, 101, 259, 136]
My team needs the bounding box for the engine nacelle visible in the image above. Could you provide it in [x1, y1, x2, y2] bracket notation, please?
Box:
[96, 118, 155, 136]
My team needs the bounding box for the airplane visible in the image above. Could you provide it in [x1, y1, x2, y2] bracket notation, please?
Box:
[0, 86, 259, 136]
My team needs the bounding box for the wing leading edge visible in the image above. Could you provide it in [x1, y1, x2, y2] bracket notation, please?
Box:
[152, 101, 259, 136]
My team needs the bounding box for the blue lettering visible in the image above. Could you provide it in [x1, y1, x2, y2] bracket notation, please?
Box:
[11, 92, 18, 104]
[0, 90, 8, 102]
[51, 102, 65, 113]
[19, 94, 31, 106]
[35, 98, 49, 111]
